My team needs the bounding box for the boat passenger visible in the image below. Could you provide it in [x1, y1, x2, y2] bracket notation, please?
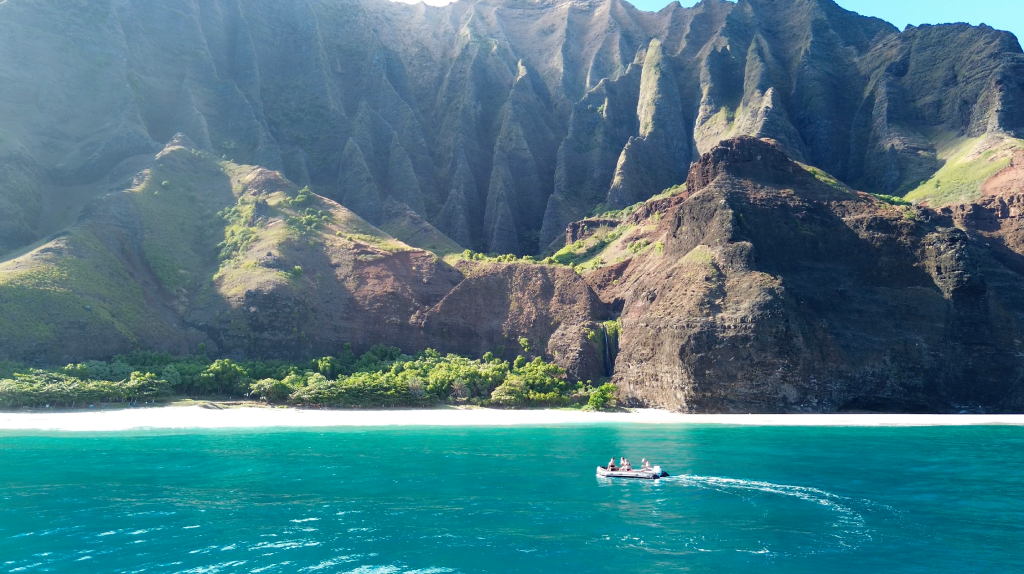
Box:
[608, 457, 618, 471]
[642, 459, 652, 470]
[622, 459, 632, 471]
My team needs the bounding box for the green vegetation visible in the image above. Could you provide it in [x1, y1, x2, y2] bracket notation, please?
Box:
[551, 225, 628, 267]
[0, 371, 172, 409]
[459, 250, 531, 264]
[798, 163, 855, 195]
[0, 231, 167, 350]
[604, 318, 621, 344]
[518, 336, 532, 354]
[281, 186, 313, 207]
[590, 184, 686, 220]
[377, 213, 464, 256]
[449, 183, 679, 272]
[0, 347, 615, 410]
[287, 207, 333, 235]
[590, 202, 640, 220]
[218, 203, 258, 261]
[904, 135, 1024, 205]
[489, 357, 587, 407]
[584, 383, 618, 411]
[872, 194, 912, 206]
[627, 239, 651, 254]
[590, 319, 621, 370]
[453, 250, 565, 266]
[682, 245, 720, 279]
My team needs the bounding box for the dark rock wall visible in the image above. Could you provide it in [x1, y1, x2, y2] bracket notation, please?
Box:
[602, 138, 1024, 413]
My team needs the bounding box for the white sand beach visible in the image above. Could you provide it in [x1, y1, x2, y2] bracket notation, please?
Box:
[0, 405, 1023, 431]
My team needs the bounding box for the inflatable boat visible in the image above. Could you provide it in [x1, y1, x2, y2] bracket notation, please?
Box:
[596, 465, 668, 480]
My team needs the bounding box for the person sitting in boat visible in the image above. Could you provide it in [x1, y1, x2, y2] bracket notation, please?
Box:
[622, 458, 632, 471]
[607, 457, 618, 471]
[642, 459, 652, 470]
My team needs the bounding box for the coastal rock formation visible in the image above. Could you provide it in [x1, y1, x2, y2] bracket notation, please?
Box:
[586, 137, 1024, 412]
[2, 0, 1024, 413]
[4, 131, 1024, 411]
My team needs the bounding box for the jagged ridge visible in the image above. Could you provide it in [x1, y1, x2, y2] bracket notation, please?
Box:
[1, 0, 1023, 257]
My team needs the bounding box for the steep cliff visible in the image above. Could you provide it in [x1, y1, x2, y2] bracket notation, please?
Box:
[1, 0, 1022, 257]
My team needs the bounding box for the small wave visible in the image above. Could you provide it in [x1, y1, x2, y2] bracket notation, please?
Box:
[181, 560, 248, 573]
[341, 567, 401, 574]
[251, 562, 291, 573]
[249, 539, 321, 550]
[300, 555, 362, 571]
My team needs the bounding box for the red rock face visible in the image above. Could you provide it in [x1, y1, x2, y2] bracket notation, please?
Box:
[981, 151, 1024, 198]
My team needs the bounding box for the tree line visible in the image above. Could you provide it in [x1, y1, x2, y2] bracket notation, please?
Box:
[0, 346, 617, 410]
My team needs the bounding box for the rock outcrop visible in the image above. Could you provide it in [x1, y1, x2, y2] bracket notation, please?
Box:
[588, 137, 1024, 412]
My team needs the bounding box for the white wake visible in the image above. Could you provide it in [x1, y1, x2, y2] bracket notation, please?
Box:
[663, 474, 876, 549]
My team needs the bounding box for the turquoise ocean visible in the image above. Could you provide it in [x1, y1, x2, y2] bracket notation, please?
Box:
[1, 424, 1022, 573]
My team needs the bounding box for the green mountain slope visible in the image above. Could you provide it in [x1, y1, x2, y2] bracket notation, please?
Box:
[0, 136, 408, 362]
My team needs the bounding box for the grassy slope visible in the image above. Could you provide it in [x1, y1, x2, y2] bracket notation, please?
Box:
[213, 175, 406, 303]
[0, 141, 410, 360]
[904, 134, 1024, 205]
[0, 233, 153, 349]
[0, 144, 235, 356]
[377, 212, 463, 256]
[554, 185, 686, 272]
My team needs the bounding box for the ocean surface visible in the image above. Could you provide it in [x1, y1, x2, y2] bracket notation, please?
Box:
[1, 424, 1022, 573]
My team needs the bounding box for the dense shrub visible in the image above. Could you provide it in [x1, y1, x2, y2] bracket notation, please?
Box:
[489, 357, 585, 407]
[0, 370, 172, 408]
[198, 359, 251, 395]
[1, 345, 609, 410]
[584, 383, 618, 411]
[291, 371, 422, 408]
[250, 376, 300, 403]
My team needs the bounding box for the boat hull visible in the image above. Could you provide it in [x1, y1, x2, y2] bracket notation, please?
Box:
[596, 466, 668, 480]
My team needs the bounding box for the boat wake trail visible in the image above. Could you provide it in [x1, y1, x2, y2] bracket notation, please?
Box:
[663, 475, 878, 550]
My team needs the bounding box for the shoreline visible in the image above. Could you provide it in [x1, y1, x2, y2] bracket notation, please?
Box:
[0, 405, 1023, 431]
